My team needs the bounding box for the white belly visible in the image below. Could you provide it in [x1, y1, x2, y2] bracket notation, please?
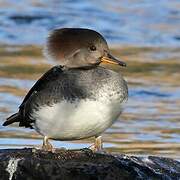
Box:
[33, 99, 123, 140]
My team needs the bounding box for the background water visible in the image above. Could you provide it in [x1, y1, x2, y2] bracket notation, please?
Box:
[0, 0, 179, 159]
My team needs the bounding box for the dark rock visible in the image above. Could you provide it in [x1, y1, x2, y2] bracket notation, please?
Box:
[0, 148, 179, 180]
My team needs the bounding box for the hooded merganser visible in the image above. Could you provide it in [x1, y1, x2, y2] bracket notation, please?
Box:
[3, 28, 128, 152]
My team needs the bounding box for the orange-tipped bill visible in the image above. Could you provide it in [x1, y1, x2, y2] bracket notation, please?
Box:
[101, 53, 126, 67]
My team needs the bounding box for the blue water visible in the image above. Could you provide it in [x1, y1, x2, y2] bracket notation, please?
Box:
[0, 0, 179, 46]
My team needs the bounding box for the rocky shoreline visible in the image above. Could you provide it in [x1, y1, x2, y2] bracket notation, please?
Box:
[0, 148, 179, 180]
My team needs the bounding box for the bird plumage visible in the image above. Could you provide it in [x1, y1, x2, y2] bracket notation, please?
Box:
[3, 65, 128, 137]
[3, 28, 128, 151]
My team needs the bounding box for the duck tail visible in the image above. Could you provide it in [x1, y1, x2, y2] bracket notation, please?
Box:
[3, 113, 20, 126]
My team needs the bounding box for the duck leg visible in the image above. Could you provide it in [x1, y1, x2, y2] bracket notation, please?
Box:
[89, 136, 103, 152]
[42, 136, 53, 151]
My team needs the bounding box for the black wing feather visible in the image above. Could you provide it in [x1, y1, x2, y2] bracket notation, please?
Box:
[20, 66, 63, 108]
[3, 65, 63, 128]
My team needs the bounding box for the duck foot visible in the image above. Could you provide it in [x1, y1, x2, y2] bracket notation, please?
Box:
[42, 136, 54, 152]
[89, 136, 103, 152]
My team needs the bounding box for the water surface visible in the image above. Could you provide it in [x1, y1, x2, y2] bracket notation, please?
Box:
[0, 1, 180, 159]
[0, 0, 179, 46]
[0, 45, 179, 159]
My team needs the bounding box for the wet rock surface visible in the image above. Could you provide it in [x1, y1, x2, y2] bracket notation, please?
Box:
[0, 148, 179, 180]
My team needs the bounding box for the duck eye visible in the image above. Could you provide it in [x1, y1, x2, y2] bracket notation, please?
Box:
[89, 45, 96, 51]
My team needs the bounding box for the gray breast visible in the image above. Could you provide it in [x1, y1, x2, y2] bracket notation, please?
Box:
[29, 66, 128, 109]
[71, 67, 128, 103]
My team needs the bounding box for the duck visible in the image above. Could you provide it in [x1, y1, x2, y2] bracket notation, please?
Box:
[3, 28, 128, 152]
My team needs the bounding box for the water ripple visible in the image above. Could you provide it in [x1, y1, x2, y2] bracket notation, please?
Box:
[0, 0, 179, 46]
